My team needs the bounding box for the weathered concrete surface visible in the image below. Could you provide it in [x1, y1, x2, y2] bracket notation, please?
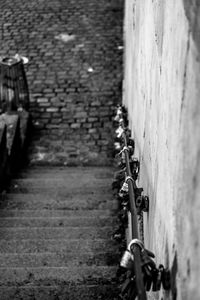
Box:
[124, 0, 200, 299]
[0, 166, 119, 299]
[0, 284, 118, 300]
[0, 216, 116, 227]
[0, 252, 119, 267]
[0, 266, 117, 285]
[0, 239, 118, 254]
[0, 193, 118, 210]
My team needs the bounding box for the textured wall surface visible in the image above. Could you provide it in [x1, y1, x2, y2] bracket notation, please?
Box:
[124, 0, 200, 299]
[0, 0, 123, 165]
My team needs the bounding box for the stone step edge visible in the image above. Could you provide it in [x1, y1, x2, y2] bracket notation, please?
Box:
[0, 226, 114, 229]
[0, 266, 117, 283]
[0, 251, 118, 256]
[0, 238, 112, 242]
[0, 284, 117, 288]
[0, 239, 118, 253]
[1, 192, 114, 197]
[0, 216, 114, 220]
[0, 209, 115, 214]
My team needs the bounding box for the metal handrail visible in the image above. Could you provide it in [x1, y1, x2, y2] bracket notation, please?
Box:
[120, 117, 147, 300]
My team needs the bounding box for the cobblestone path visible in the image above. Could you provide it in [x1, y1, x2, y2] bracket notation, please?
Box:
[0, 0, 123, 164]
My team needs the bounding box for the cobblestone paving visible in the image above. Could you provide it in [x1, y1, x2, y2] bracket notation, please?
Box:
[0, 0, 123, 165]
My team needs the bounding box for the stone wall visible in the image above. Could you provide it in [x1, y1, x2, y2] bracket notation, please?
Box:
[124, 0, 200, 299]
[0, 0, 123, 165]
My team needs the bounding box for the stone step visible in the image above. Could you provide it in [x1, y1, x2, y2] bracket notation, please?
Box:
[0, 284, 119, 300]
[17, 166, 113, 180]
[0, 239, 119, 254]
[9, 167, 113, 191]
[0, 165, 118, 299]
[0, 252, 119, 267]
[0, 209, 115, 218]
[10, 176, 112, 185]
[0, 193, 118, 210]
[8, 182, 112, 195]
[0, 226, 114, 240]
[0, 216, 116, 227]
[0, 266, 117, 286]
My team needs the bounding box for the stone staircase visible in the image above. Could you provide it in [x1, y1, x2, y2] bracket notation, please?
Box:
[0, 166, 119, 299]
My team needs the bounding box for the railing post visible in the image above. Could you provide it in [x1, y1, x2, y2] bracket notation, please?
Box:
[0, 122, 8, 191]
[0, 56, 29, 113]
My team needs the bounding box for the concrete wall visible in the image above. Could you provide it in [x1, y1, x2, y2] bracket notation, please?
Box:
[0, 0, 123, 165]
[124, 0, 200, 299]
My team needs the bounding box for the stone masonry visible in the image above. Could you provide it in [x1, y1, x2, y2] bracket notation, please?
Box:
[0, 0, 123, 165]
